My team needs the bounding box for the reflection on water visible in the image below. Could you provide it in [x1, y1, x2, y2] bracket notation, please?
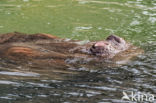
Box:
[0, 80, 20, 85]
[0, 0, 156, 103]
[0, 71, 39, 77]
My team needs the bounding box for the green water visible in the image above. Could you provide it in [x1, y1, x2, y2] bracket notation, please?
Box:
[0, 0, 155, 42]
[0, 0, 156, 103]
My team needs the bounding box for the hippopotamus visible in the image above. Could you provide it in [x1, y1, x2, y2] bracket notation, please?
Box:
[0, 32, 143, 69]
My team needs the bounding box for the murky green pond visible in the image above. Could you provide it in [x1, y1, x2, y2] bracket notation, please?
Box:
[0, 0, 156, 103]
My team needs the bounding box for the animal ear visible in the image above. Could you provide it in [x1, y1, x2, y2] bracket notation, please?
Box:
[106, 35, 121, 43]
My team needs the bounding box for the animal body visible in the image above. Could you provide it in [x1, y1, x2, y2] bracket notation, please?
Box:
[0, 32, 143, 69]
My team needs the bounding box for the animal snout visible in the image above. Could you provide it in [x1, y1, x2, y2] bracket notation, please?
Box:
[94, 41, 109, 47]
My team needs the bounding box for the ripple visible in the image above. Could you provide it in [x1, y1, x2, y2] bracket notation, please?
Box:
[23, 0, 29, 2]
[0, 4, 17, 7]
[45, 5, 63, 8]
[142, 11, 156, 16]
[0, 71, 40, 77]
[101, 7, 122, 13]
[148, 17, 156, 24]
[0, 80, 20, 85]
[0, 96, 12, 100]
[130, 20, 140, 26]
[41, 79, 62, 83]
[86, 90, 101, 97]
[93, 86, 117, 91]
[26, 82, 52, 88]
[75, 26, 93, 31]
[38, 94, 47, 97]
[77, 0, 152, 10]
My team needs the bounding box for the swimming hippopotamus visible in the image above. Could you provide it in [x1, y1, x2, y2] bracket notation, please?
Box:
[0, 32, 143, 69]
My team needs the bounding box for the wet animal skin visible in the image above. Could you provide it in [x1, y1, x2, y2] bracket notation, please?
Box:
[0, 32, 143, 68]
